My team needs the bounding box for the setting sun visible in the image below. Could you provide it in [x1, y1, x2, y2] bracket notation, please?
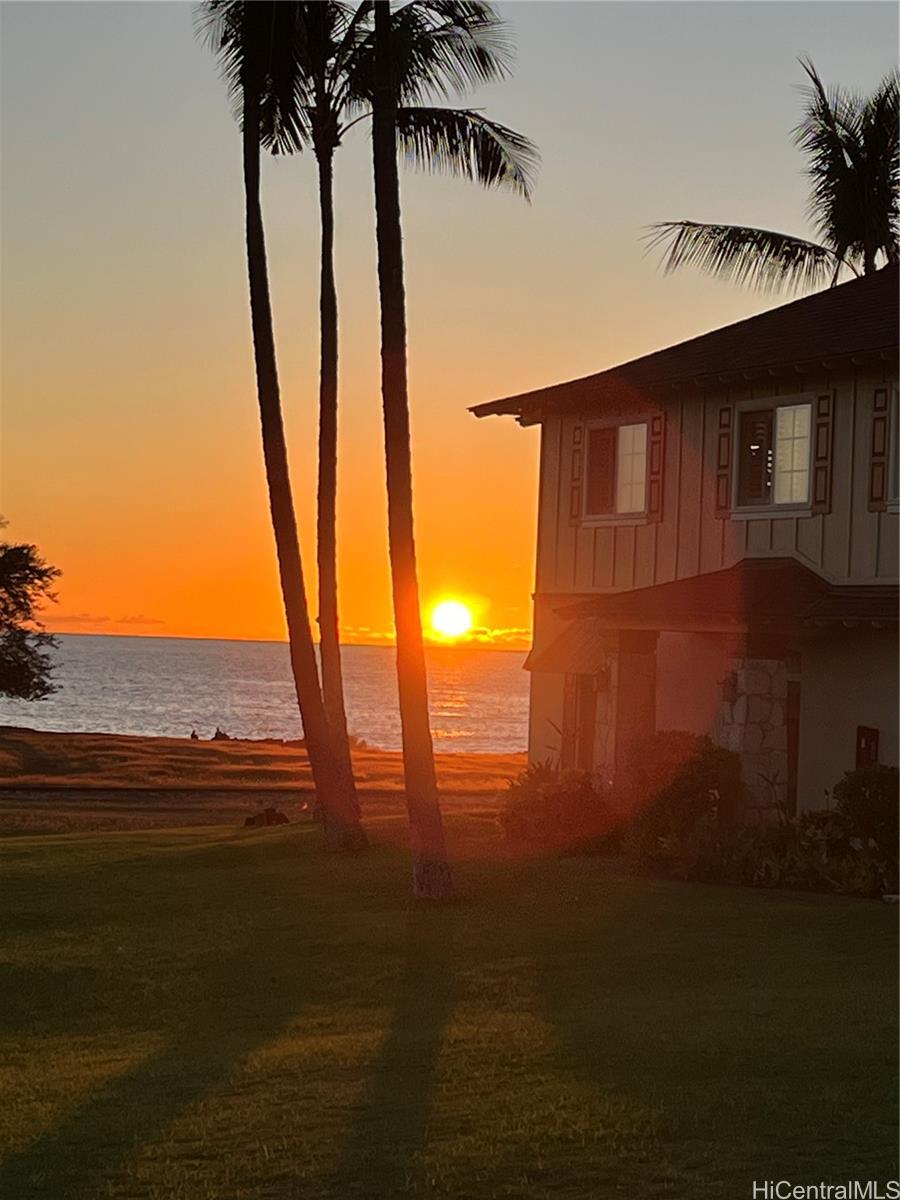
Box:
[430, 599, 474, 640]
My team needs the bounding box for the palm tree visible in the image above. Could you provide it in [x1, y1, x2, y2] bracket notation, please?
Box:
[265, 2, 535, 807]
[371, 0, 456, 898]
[198, 1, 365, 851]
[648, 59, 898, 292]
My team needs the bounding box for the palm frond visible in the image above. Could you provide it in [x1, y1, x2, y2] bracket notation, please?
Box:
[329, 0, 373, 88]
[194, 1, 309, 154]
[645, 221, 841, 293]
[395, 106, 537, 198]
[793, 57, 866, 268]
[397, 1, 515, 96]
[794, 56, 900, 270]
[861, 67, 900, 263]
[347, 0, 513, 110]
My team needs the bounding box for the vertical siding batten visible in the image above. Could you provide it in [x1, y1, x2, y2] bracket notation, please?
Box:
[846, 372, 856, 578]
[633, 520, 643, 585]
[614, 524, 636, 589]
[553, 416, 564, 589]
[696, 397, 706, 574]
[676, 398, 702, 577]
[534, 422, 549, 594]
[674, 399, 684, 577]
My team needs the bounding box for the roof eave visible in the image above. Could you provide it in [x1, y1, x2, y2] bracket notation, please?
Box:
[470, 345, 898, 424]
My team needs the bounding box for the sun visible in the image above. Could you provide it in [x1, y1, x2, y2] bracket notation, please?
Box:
[430, 599, 473, 640]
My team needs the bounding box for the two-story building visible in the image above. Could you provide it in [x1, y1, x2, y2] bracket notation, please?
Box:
[473, 266, 899, 813]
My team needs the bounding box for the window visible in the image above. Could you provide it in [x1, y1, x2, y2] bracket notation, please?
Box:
[773, 404, 812, 503]
[584, 422, 647, 516]
[736, 402, 811, 508]
[856, 726, 879, 768]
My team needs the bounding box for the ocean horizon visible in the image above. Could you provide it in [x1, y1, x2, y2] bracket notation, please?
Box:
[43, 628, 530, 652]
[0, 633, 530, 754]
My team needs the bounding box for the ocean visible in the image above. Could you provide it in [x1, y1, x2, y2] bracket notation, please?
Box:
[0, 634, 530, 754]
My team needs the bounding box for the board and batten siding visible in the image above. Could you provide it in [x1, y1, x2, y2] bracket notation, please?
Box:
[535, 364, 899, 598]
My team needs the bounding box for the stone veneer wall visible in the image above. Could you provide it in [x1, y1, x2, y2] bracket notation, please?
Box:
[714, 658, 789, 810]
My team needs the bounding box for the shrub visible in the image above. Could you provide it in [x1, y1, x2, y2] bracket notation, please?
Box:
[796, 808, 852, 861]
[643, 808, 894, 898]
[832, 764, 899, 858]
[623, 732, 743, 871]
[501, 744, 898, 897]
[620, 733, 895, 897]
[498, 763, 621, 853]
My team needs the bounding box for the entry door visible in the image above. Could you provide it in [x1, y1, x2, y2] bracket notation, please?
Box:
[561, 673, 598, 772]
[575, 675, 598, 772]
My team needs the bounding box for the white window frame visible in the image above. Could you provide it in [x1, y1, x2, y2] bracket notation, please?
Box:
[731, 394, 815, 516]
[581, 418, 650, 525]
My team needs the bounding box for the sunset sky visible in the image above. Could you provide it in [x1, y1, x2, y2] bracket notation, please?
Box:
[1, 1, 895, 647]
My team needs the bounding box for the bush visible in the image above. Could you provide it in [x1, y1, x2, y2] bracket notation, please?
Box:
[620, 734, 896, 897]
[623, 732, 743, 871]
[732, 812, 892, 897]
[500, 742, 898, 897]
[833, 764, 899, 858]
[498, 762, 622, 853]
[636, 807, 894, 898]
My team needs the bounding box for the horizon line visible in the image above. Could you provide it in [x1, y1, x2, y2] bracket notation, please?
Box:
[46, 629, 531, 653]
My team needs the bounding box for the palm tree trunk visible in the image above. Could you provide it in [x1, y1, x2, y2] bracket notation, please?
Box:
[242, 84, 365, 852]
[371, 0, 451, 899]
[316, 148, 359, 816]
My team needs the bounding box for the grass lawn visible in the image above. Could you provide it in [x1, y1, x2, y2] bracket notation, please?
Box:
[0, 805, 896, 1199]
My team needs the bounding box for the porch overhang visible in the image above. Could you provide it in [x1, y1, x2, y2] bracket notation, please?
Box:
[529, 558, 898, 671]
[525, 619, 615, 673]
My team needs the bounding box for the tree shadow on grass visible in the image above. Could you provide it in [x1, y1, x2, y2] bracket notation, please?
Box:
[323, 904, 455, 1198]
[0, 833, 350, 1199]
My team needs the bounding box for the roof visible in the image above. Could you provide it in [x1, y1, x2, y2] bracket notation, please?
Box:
[472, 265, 899, 422]
[528, 558, 899, 670]
[560, 558, 833, 629]
[805, 585, 900, 627]
[525, 620, 616, 673]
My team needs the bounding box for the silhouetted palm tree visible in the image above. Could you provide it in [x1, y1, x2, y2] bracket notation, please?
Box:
[263, 2, 535, 806]
[648, 59, 898, 292]
[373, 0, 492, 899]
[198, 1, 365, 850]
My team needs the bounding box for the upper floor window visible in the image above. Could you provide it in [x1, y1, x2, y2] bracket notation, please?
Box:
[585, 422, 647, 516]
[736, 401, 811, 508]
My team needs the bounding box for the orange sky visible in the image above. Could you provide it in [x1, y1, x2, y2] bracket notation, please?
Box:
[1, 2, 895, 648]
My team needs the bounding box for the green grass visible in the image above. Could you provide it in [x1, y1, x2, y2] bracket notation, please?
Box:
[0, 810, 896, 1199]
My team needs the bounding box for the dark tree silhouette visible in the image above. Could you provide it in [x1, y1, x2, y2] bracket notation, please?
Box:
[0, 528, 59, 701]
[198, 1, 365, 851]
[648, 59, 899, 292]
[257, 2, 536, 807]
[371, 0, 452, 898]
